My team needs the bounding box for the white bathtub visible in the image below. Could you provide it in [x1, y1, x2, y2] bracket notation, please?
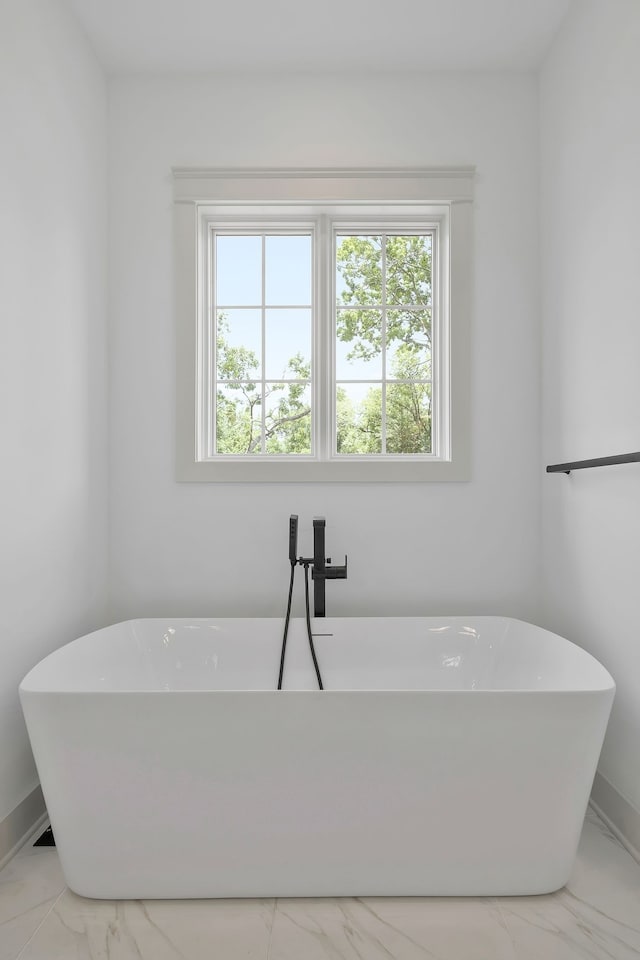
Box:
[20, 616, 614, 899]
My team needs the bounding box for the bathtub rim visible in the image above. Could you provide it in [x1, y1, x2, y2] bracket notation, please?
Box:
[19, 615, 616, 697]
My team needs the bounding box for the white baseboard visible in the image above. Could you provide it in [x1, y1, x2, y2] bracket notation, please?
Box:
[590, 771, 640, 864]
[0, 785, 48, 871]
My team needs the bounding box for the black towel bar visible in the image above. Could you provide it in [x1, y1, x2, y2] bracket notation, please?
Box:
[546, 452, 640, 474]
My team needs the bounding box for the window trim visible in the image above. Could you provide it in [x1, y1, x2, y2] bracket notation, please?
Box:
[174, 168, 473, 482]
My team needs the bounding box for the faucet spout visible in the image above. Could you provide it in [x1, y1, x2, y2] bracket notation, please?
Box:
[312, 517, 326, 617]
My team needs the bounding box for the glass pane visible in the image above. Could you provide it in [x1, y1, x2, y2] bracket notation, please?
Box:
[216, 310, 261, 380]
[335, 309, 382, 379]
[265, 236, 312, 305]
[335, 235, 382, 306]
[385, 235, 432, 306]
[336, 383, 382, 454]
[216, 235, 262, 306]
[265, 309, 311, 380]
[216, 382, 262, 454]
[385, 382, 432, 454]
[265, 384, 311, 454]
[386, 310, 431, 380]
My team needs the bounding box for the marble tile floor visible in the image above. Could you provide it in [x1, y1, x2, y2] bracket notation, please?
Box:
[1, 806, 639, 960]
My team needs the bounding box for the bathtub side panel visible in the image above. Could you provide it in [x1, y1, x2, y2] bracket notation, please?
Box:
[20, 689, 613, 898]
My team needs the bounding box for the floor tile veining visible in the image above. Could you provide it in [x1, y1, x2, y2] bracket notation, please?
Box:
[1, 807, 638, 960]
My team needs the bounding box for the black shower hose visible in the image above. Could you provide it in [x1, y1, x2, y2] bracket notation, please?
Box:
[277, 561, 296, 690]
[303, 562, 324, 690]
[276, 560, 324, 691]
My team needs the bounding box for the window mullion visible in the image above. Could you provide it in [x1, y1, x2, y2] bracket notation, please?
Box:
[206, 225, 215, 458]
[431, 226, 439, 459]
[381, 234, 387, 454]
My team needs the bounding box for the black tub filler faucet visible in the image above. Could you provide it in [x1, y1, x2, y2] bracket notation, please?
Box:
[279, 515, 347, 690]
[309, 516, 348, 617]
[288, 515, 348, 617]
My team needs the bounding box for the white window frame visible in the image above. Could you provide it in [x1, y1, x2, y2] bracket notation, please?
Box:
[203, 217, 317, 460]
[174, 168, 473, 482]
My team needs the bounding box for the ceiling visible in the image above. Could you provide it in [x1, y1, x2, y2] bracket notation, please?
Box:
[66, 0, 572, 75]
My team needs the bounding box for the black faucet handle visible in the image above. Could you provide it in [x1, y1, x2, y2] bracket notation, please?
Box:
[289, 515, 298, 564]
[314, 555, 348, 580]
[328, 554, 348, 579]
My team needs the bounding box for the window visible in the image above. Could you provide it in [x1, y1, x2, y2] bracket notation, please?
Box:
[213, 230, 314, 457]
[334, 229, 434, 457]
[174, 169, 473, 481]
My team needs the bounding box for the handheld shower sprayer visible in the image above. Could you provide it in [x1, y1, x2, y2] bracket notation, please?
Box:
[289, 515, 298, 564]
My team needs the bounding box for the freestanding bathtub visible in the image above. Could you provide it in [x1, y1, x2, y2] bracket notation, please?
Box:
[20, 616, 614, 899]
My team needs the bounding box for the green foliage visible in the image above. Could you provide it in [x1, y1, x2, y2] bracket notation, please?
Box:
[264, 376, 311, 455]
[336, 385, 382, 454]
[215, 314, 311, 454]
[385, 380, 432, 454]
[336, 347, 431, 455]
[336, 235, 432, 362]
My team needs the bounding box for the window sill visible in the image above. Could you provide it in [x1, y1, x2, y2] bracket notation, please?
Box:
[176, 457, 470, 483]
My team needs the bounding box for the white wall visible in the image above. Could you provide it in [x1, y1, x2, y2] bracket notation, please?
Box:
[540, 1, 640, 812]
[108, 74, 541, 623]
[0, 0, 108, 820]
